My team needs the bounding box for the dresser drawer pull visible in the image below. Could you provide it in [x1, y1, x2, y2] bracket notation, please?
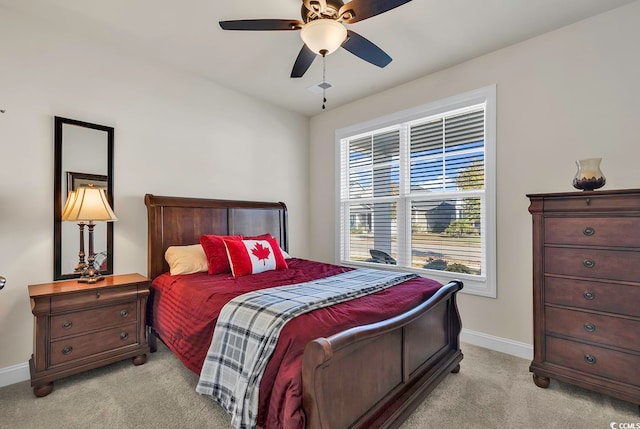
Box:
[120, 332, 129, 340]
[120, 309, 129, 318]
[583, 259, 596, 268]
[582, 227, 595, 236]
[583, 291, 596, 300]
[584, 354, 597, 365]
[584, 323, 596, 332]
[62, 321, 73, 330]
[96, 291, 101, 299]
[585, 197, 591, 206]
[62, 346, 73, 355]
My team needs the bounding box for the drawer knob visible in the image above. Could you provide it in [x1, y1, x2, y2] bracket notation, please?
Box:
[583, 227, 595, 236]
[96, 291, 101, 299]
[62, 321, 73, 330]
[120, 332, 129, 340]
[584, 323, 596, 332]
[62, 346, 73, 355]
[583, 259, 596, 268]
[583, 291, 596, 300]
[584, 354, 597, 365]
[120, 309, 129, 318]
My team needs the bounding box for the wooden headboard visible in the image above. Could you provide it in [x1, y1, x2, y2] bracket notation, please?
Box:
[144, 194, 288, 280]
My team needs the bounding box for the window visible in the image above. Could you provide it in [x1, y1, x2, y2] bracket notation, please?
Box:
[336, 85, 496, 297]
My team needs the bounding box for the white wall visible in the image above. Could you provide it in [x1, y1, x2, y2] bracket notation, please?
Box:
[0, 8, 310, 372]
[309, 2, 640, 349]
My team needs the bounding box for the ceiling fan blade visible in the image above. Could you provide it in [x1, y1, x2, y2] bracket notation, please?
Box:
[291, 45, 316, 78]
[339, 0, 412, 24]
[342, 30, 392, 68]
[219, 19, 303, 31]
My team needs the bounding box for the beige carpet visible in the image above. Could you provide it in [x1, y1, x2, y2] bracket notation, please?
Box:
[1, 343, 637, 429]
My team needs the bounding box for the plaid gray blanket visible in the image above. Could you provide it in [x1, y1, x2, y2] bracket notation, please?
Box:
[195, 268, 418, 429]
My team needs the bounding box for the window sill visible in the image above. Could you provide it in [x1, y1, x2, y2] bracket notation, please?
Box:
[339, 260, 496, 298]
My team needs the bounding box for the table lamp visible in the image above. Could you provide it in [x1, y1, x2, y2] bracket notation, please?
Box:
[61, 185, 118, 283]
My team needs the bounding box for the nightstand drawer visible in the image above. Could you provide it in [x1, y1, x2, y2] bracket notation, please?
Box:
[545, 306, 640, 352]
[544, 217, 640, 247]
[49, 322, 138, 366]
[50, 301, 138, 339]
[546, 336, 640, 387]
[545, 276, 640, 317]
[51, 285, 139, 311]
[545, 247, 640, 282]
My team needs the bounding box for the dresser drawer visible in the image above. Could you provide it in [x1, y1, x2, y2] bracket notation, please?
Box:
[545, 247, 640, 282]
[50, 301, 137, 340]
[545, 336, 640, 387]
[544, 217, 640, 247]
[542, 193, 640, 212]
[545, 306, 640, 352]
[51, 285, 139, 311]
[49, 322, 138, 366]
[545, 277, 640, 317]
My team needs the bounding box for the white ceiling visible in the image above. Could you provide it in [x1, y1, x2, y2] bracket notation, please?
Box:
[2, 0, 635, 116]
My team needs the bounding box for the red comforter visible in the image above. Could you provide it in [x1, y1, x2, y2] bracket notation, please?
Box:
[150, 258, 443, 429]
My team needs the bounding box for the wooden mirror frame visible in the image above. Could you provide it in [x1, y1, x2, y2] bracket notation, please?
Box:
[53, 116, 114, 281]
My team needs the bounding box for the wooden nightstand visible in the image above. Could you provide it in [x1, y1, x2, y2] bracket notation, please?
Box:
[28, 273, 150, 397]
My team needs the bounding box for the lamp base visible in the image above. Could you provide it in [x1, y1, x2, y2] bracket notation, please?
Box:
[79, 232, 104, 283]
[78, 274, 105, 284]
[78, 262, 103, 284]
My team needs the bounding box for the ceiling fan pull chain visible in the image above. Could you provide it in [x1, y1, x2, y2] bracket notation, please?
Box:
[322, 50, 327, 110]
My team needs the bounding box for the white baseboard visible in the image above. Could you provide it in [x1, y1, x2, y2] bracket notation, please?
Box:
[461, 328, 533, 360]
[0, 330, 532, 389]
[0, 361, 30, 388]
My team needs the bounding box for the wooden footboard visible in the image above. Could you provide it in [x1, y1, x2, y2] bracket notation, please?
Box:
[302, 280, 463, 429]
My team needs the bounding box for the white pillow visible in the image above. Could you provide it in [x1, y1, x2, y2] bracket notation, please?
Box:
[164, 244, 208, 275]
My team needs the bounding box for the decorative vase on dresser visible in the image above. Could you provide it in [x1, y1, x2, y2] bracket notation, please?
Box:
[527, 189, 640, 407]
[28, 273, 150, 397]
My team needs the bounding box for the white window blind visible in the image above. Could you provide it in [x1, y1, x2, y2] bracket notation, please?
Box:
[337, 86, 496, 297]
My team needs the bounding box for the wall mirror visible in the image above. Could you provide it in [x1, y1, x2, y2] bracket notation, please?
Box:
[54, 116, 114, 280]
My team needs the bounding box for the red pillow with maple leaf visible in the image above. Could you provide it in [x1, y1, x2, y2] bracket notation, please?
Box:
[200, 234, 243, 275]
[223, 237, 288, 278]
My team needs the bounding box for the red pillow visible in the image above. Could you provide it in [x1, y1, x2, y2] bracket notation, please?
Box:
[200, 235, 242, 274]
[243, 233, 274, 241]
[223, 237, 288, 278]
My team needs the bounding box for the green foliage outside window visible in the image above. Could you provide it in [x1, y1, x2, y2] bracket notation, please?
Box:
[444, 219, 478, 237]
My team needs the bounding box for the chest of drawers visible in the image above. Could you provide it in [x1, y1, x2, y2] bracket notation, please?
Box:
[28, 273, 150, 397]
[527, 189, 640, 406]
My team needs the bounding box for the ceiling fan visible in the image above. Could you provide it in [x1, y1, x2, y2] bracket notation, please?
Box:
[219, 0, 413, 78]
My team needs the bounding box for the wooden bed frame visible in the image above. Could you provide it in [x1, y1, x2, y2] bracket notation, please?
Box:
[145, 194, 464, 429]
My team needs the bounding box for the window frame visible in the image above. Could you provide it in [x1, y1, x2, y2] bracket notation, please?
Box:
[335, 85, 497, 298]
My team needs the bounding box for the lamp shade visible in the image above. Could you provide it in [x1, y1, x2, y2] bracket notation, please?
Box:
[61, 190, 78, 221]
[300, 19, 347, 55]
[62, 185, 118, 222]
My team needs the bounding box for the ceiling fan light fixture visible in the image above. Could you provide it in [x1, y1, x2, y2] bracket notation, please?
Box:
[300, 19, 347, 55]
